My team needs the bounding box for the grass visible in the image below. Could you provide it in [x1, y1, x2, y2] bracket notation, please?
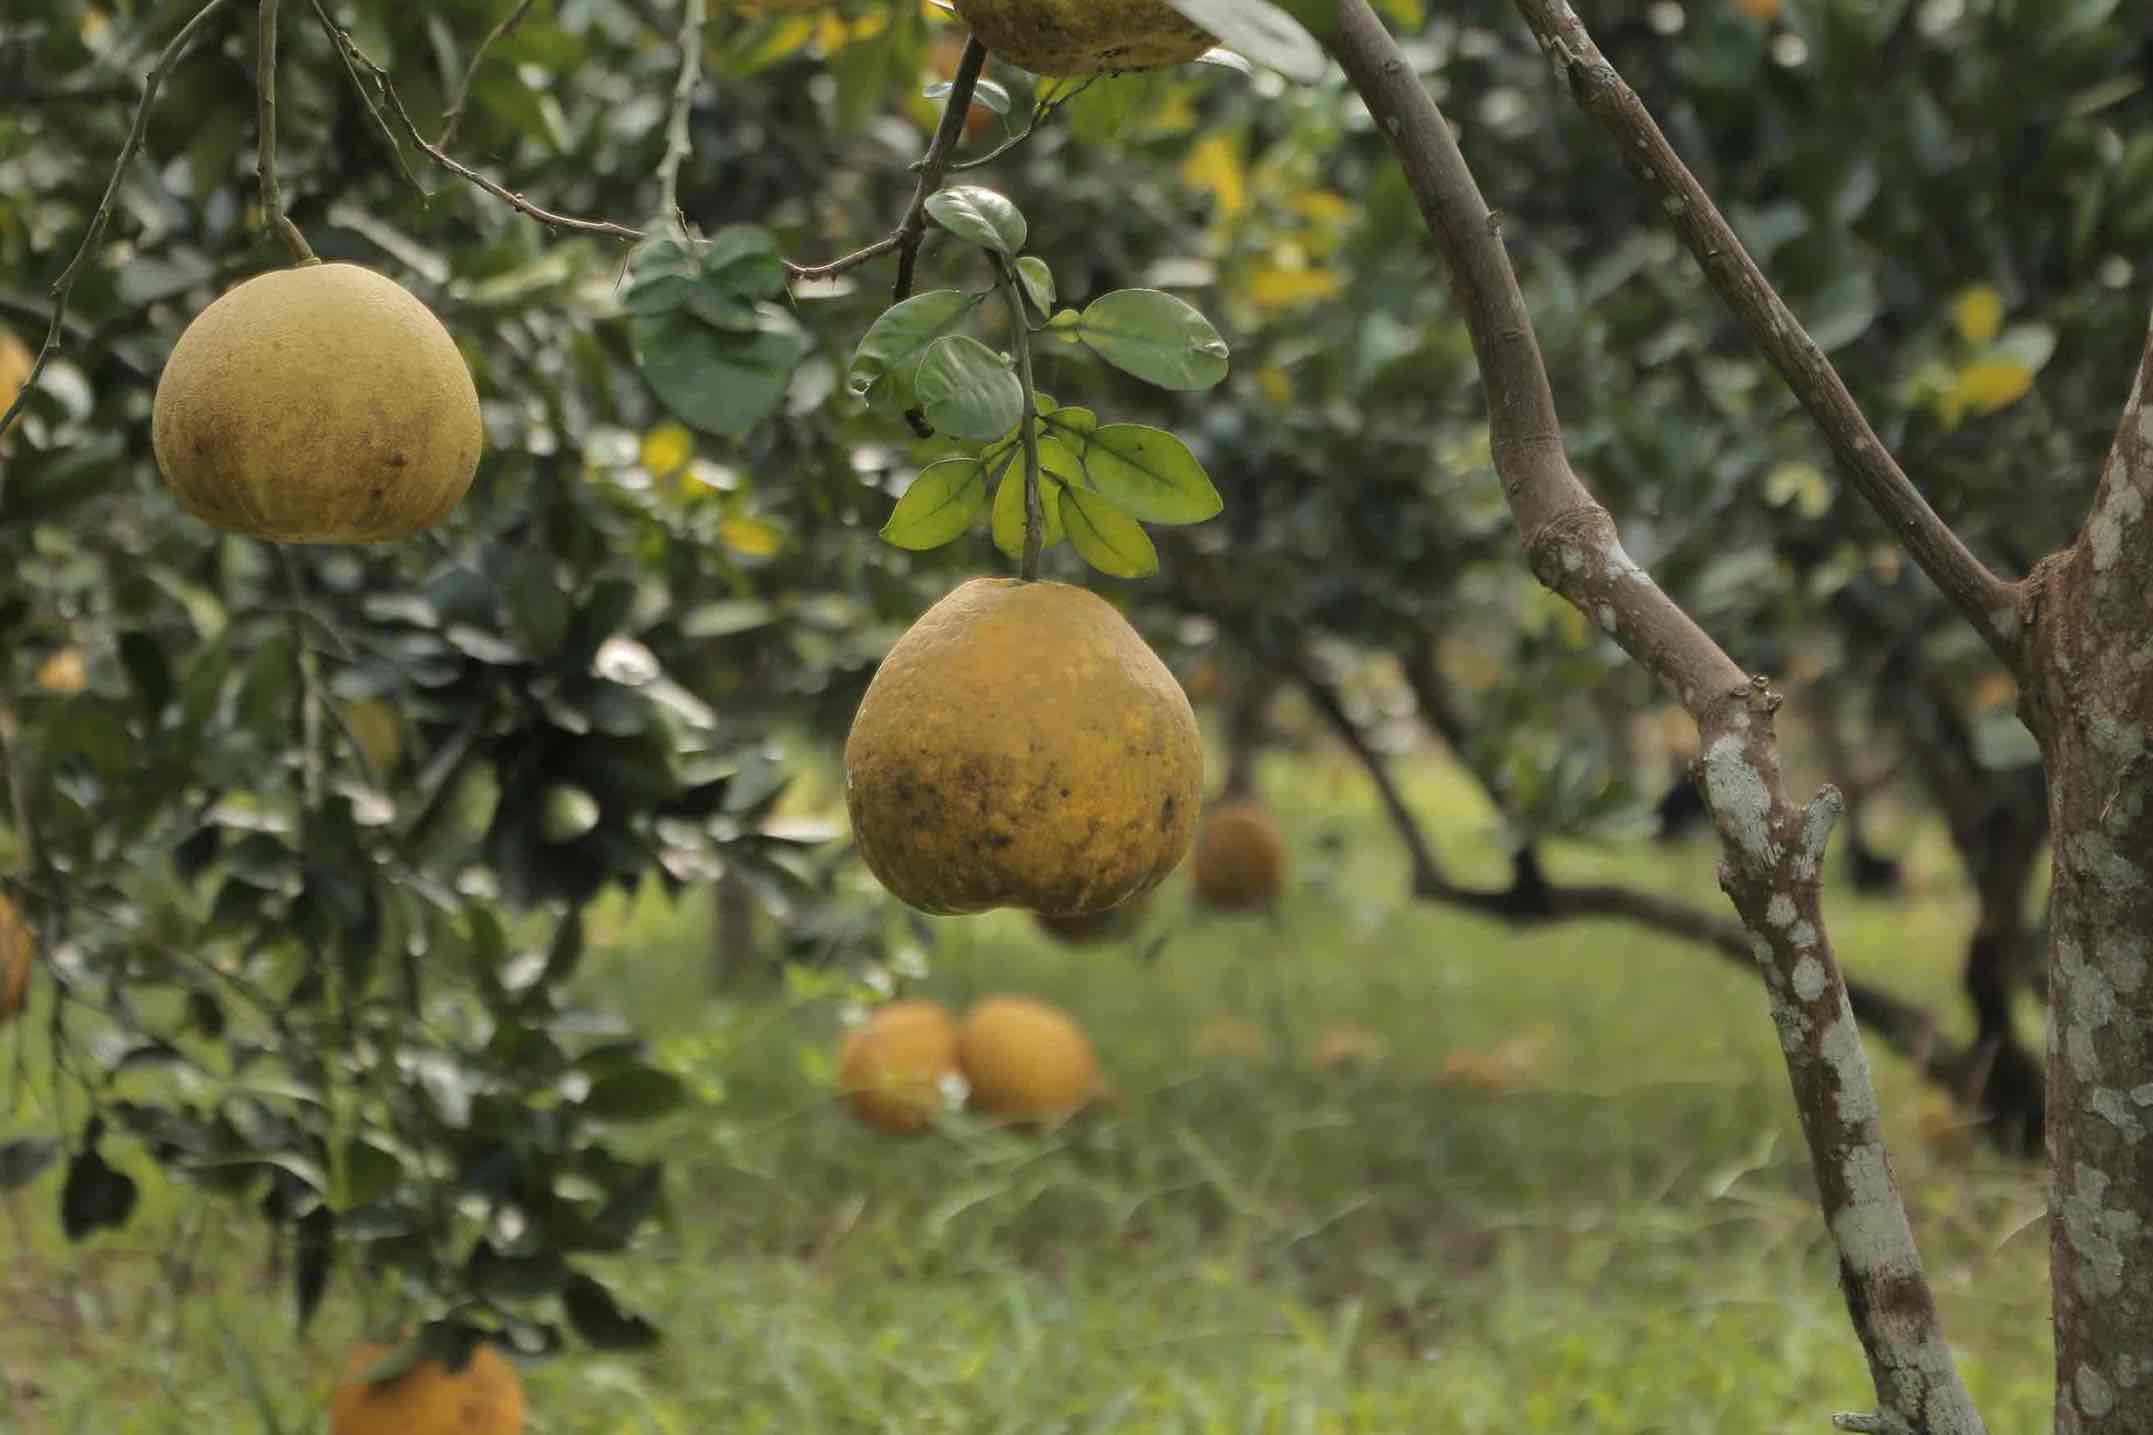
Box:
[0, 749, 2055, 1433]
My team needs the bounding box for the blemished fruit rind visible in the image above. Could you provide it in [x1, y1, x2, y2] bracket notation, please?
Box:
[328, 1339, 525, 1435]
[844, 578, 1204, 917]
[0, 894, 32, 1024]
[152, 263, 481, 544]
[1191, 797, 1288, 911]
[957, 995, 1100, 1123]
[837, 998, 962, 1134]
[948, 0, 1212, 75]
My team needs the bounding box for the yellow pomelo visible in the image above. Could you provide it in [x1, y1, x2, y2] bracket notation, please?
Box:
[844, 578, 1203, 917]
[328, 1340, 525, 1435]
[948, 0, 1212, 75]
[1191, 798, 1288, 911]
[957, 994, 1100, 1123]
[837, 998, 961, 1134]
[152, 264, 481, 544]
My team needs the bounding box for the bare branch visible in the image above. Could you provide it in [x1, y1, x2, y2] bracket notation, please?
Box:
[255, 0, 318, 264]
[437, 0, 541, 150]
[1506, 0, 2022, 667]
[307, 1, 644, 243]
[654, 0, 707, 235]
[0, 0, 237, 456]
[1328, 3, 1987, 1429]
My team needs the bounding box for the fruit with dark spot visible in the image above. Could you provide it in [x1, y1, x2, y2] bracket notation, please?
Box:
[947, 0, 1212, 75]
[152, 264, 481, 543]
[328, 1339, 524, 1435]
[844, 578, 1204, 916]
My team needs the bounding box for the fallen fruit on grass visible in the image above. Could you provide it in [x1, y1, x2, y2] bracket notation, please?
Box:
[837, 998, 962, 1134]
[947, 0, 1212, 75]
[328, 1339, 525, 1435]
[957, 994, 1101, 1123]
[1191, 798, 1288, 911]
[0, 894, 32, 1024]
[152, 263, 481, 543]
[844, 578, 1203, 917]
[1310, 1023, 1388, 1071]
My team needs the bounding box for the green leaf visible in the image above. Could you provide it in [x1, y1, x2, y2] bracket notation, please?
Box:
[882, 457, 992, 550]
[846, 290, 980, 413]
[1015, 257, 1056, 317]
[1070, 424, 1222, 524]
[923, 186, 1028, 255]
[563, 1273, 660, 1351]
[992, 466, 1066, 560]
[630, 308, 810, 438]
[1075, 289, 1230, 391]
[914, 336, 1025, 441]
[580, 1065, 690, 1122]
[1160, 0, 1329, 83]
[1061, 487, 1159, 578]
[699, 225, 785, 297]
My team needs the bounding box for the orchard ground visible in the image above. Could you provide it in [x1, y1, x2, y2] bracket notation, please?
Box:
[2, 743, 2052, 1432]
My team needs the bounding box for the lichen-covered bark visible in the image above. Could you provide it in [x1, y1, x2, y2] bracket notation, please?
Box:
[2023, 319, 2153, 1435]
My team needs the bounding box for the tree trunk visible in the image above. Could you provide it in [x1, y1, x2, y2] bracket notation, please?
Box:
[2021, 330, 2153, 1431]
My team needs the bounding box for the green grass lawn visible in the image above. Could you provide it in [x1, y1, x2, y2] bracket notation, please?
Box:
[0, 751, 2054, 1432]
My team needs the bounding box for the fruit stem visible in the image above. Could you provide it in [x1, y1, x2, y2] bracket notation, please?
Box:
[997, 256, 1044, 581]
[255, 0, 319, 265]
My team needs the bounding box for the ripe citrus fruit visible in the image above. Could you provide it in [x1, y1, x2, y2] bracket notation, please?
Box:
[948, 0, 1212, 74]
[844, 578, 1203, 917]
[152, 263, 481, 544]
[956, 995, 1100, 1123]
[836, 998, 961, 1134]
[1191, 798, 1288, 911]
[328, 1339, 525, 1435]
[0, 894, 32, 1025]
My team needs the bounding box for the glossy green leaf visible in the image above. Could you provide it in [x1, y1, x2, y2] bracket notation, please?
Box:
[1161, 0, 1328, 82]
[1061, 486, 1160, 578]
[882, 456, 993, 550]
[846, 290, 980, 413]
[923, 185, 1028, 255]
[1075, 289, 1230, 391]
[1070, 424, 1222, 524]
[992, 466, 1065, 560]
[914, 335, 1025, 441]
[1015, 256, 1056, 316]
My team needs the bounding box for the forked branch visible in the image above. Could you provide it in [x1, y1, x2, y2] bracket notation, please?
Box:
[1327, 2, 1986, 1430]
[1505, 0, 2022, 668]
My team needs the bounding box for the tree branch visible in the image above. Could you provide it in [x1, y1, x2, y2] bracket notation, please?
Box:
[1328, 4, 1986, 1430]
[2072, 310, 2153, 638]
[0, 0, 236, 454]
[437, 0, 541, 150]
[653, 0, 707, 234]
[306, 1, 644, 243]
[255, 0, 318, 264]
[1506, 0, 2022, 669]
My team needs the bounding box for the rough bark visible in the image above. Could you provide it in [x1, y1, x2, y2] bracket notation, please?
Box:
[1327, 4, 1985, 1429]
[2022, 318, 2153, 1435]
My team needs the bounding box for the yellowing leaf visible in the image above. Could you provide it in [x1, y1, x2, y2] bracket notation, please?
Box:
[1257, 365, 1293, 407]
[718, 515, 785, 557]
[1950, 359, 2034, 417]
[1952, 285, 2004, 346]
[1762, 461, 1832, 519]
[1180, 134, 1247, 221]
[1245, 265, 1342, 311]
[1286, 189, 1354, 226]
[639, 422, 695, 479]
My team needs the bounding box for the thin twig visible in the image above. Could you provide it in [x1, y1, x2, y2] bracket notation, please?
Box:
[654, 0, 707, 235]
[255, 0, 318, 264]
[0, 0, 236, 456]
[1506, 0, 2022, 667]
[437, 0, 541, 149]
[784, 235, 903, 284]
[307, 0, 643, 242]
[945, 74, 1101, 173]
